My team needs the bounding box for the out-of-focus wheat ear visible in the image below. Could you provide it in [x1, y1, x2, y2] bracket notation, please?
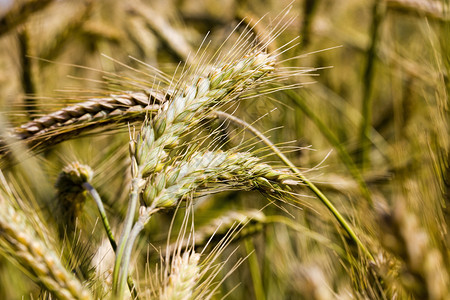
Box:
[0, 0, 55, 37]
[295, 266, 334, 300]
[128, 2, 195, 65]
[377, 202, 450, 299]
[0, 175, 92, 300]
[166, 210, 266, 254]
[386, 0, 448, 21]
[159, 251, 200, 300]
[54, 162, 93, 238]
[39, 1, 93, 62]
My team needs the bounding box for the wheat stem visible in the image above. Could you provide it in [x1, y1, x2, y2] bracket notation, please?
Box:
[244, 238, 266, 300]
[82, 182, 117, 250]
[82, 181, 139, 299]
[113, 178, 142, 295]
[117, 208, 159, 300]
[359, 0, 385, 170]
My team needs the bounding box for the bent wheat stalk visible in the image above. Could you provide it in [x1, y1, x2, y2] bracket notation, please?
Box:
[213, 110, 374, 260]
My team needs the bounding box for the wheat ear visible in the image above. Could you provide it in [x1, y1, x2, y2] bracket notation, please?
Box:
[386, 0, 447, 21]
[115, 149, 296, 298]
[142, 150, 298, 209]
[54, 162, 94, 237]
[0, 179, 91, 299]
[159, 251, 201, 300]
[113, 50, 276, 298]
[378, 202, 449, 299]
[0, 90, 166, 154]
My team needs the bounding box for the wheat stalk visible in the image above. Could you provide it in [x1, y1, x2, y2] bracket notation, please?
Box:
[0, 174, 91, 300]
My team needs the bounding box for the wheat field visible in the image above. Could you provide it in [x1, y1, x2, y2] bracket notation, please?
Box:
[0, 0, 449, 299]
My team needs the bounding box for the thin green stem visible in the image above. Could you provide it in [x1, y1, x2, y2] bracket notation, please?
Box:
[244, 238, 266, 300]
[359, 0, 385, 170]
[285, 89, 372, 204]
[117, 219, 145, 300]
[82, 182, 117, 250]
[82, 181, 139, 299]
[116, 207, 159, 299]
[214, 110, 373, 260]
[113, 178, 141, 296]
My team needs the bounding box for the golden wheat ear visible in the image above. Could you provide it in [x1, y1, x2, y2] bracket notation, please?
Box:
[0, 171, 92, 300]
[0, 89, 167, 157]
[54, 162, 93, 237]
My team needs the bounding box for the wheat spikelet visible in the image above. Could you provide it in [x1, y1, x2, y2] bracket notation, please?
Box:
[159, 251, 200, 300]
[0, 181, 91, 300]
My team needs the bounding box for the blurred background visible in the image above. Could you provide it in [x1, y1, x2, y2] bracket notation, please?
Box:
[0, 0, 449, 299]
